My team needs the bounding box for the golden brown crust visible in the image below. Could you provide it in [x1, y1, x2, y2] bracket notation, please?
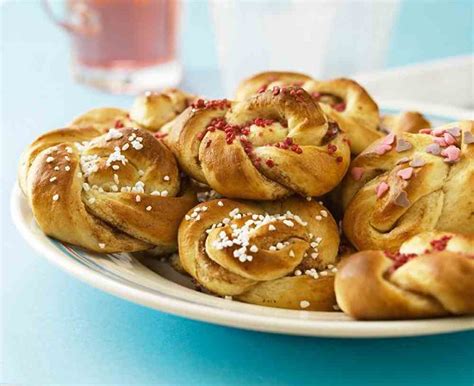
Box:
[165, 88, 350, 200]
[130, 88, 196, 132]
[381, 111, 431, 136]
[238, 276, 336, 311]
[235, 71, 381, 155]
[19, 126, 104, 195]
[335, 232, 474, 320]
[235, 71, 313, 100]
[69, 107, 131, 131]
[178, 197, 340, 310]
[341, 121, 474, 251]
[21, 126, 196, 253]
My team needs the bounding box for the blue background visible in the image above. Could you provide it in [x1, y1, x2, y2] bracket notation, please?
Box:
[1, 1, 473, 385]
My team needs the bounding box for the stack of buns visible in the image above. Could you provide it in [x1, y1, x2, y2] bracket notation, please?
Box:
[19, 72, 474, 320]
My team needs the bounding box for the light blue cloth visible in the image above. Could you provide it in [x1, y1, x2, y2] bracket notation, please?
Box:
[1, 1, 473, 385]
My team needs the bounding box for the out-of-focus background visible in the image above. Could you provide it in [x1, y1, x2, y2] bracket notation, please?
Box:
[1, 1, 473, 385]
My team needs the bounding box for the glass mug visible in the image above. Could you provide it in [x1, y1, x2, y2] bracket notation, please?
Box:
[43, 0, 182, 94]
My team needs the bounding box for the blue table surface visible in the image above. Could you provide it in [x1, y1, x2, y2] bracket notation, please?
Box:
[1, 1, 473, 385]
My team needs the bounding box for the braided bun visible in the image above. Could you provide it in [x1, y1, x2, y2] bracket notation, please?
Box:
[178, 197, 340, 310]
[335, 232, 474, 319]
[165, 88, 350, 200]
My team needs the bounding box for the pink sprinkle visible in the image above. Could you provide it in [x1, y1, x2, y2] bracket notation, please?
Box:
[446, 127, 461, 137]
[375, 182, 389, 198]
[419, 128, 432, 134]
[396, 157, 411, 165]
[382, 133, 396, 145]
[396, 138, 412, 152]
[441, 145, 461, 163]
[425, 143, 441, 155]
[351, 167, 365, 181]
[410, 157, 426, 168]
[433, 137, 447, 147]
[375, 143, 392, 155]
[443, 132, 456, 145]
[397, 167, 414, 180]
[394, 191, 410, 208]
[432, 127, 446, 136]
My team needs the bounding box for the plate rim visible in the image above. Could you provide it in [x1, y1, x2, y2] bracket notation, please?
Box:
[11, 101, 474, 338]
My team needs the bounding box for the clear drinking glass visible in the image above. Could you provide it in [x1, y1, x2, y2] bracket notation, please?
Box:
[210, 0, 400, 95]
[43, 0, 182, 94]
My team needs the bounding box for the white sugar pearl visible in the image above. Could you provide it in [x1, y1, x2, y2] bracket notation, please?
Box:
[300, 300, 310, 309]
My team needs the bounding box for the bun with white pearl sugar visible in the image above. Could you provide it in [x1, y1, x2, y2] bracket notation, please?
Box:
[164, 87, 350, 200]
[335, 231, 474, 320]
[178, 197, 340, 310]
[341, 120, 474, 252]
[20, 126, 196, 253]
[235, 71, 381, 155]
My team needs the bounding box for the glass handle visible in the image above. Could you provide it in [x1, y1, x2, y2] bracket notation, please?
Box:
[42, 0, 100, 36]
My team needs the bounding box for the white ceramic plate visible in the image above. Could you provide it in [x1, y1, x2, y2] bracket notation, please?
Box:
[11, 102, 474, 338]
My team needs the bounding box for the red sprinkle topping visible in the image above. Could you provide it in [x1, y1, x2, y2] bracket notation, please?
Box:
[336, 156, 343, 163]
[266, 159, 275, 167]
[154, 132, 168, 140]
[191, 98, 231, 110]
[274, 137, 303, 154]
[191, 98, 205, 109]
[333, 102, 346, 112]
[253, 118, 274, 127]
[385, 251, 418, 273]
[115, 120, 124, 128]
[430, 235, 452, 251]
[272, 86, 281, 96]
[386, 234, 453, 274]
[257, 84, 268, 93]
[327, 144, 338, 154]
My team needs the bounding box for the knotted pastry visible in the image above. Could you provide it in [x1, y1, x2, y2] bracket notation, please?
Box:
[69, 107, 132, 131]
[130, 88, 196, 132]
[164, 87, 350, 200]
[380, 111, 431, 136]
[335, 231, 474, 320]
[20, 126, 196, 253]
[236, 71, 381, 154]
[68, 88, 194, 134]
[178, 197, 340, 310]
[342, 121, 474, 252]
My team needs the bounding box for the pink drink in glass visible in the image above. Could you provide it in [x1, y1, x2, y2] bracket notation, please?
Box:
[46, 0, 181, 93]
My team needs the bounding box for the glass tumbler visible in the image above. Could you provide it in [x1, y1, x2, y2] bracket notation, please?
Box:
[43, 0, 182, 94]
